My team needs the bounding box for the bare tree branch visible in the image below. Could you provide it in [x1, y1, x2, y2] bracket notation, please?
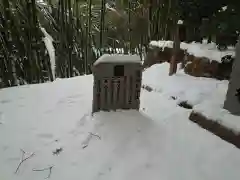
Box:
[89, 132, 101, 140]
[47, 166, 53, 179]
[33, 166, 54, 179]
[15, 150, 35, 174]
[20, 149, 25, 159]
[82, 144, 88, 149]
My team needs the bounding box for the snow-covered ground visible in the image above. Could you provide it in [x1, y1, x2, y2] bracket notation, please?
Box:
[1, 64, 240, 180]
[194, 101, 240, 134]
[143, 63, 228, 106]
[150, 40, 235, 62]
[143, 63, 240, 134]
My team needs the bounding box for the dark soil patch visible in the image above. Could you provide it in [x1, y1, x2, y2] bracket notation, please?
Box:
[189, 111, 240, 149]
[53, 147, 63, 155]
[178, 101, 193, 109]
[171, 96, 177, 100]
[142, 85, 153, 92]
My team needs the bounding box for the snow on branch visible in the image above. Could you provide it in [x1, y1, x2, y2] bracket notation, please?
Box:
[40, 26, 56, 80]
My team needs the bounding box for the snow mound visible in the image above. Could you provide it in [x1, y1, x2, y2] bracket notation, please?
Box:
[150, 40, 235, 62]
[143, 62, 240, 134]
[143, 62, 227, 106]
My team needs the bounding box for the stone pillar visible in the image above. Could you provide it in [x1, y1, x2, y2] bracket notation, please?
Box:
[224, 36, 240, 115]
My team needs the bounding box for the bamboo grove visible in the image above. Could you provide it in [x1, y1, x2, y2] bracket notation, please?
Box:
[0, 0, 236, 88]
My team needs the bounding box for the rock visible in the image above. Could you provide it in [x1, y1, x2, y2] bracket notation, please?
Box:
[143, 46, 185, 68]
[216, 55, 234, 80]
[208, 60, 219, 77]
[178, 101, 193, 109]
[184, 57, 207, 77]
[142, 85, 153, 92]
[184, 56, 220, 78]
[52, 147, 63, 155]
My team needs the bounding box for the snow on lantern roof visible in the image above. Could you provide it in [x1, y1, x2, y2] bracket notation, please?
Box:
[177, 20, 183, 25]
[93, 54, 141, 66]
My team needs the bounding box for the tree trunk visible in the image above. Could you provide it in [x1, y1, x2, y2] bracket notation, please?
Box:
[128, 1, 132, 53]
[100, 0, 106, 54]
[85, 0, 92, 74]
[68, 0, 73, 77]
[169, 24, 180, 76]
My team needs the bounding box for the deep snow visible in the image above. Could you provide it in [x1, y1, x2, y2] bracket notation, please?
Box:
[0, 64, 240, 180]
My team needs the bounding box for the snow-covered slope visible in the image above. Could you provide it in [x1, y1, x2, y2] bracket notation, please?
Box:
[143, 63, 228, 106]
[0, 65, 240, 180]
[143, 63, 240, 134]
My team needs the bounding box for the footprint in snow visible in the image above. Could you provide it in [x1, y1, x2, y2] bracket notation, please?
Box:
[2, 146, 8, 151]
[0, 99, 11, 104]
[0, 112, 4, 124]
[69, 129, 84, 137]
[67, 94, 83, 99]
[69, 113, 91, 136]
[7, 157, 20, 162]
[77, 113, 90, 127]
[81, 132, 101, 149]
[81, 134, 92, 149]
[37, 133, 54, 139]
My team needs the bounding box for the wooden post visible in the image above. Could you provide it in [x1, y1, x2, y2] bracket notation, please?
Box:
[169, 22, 180, 76]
